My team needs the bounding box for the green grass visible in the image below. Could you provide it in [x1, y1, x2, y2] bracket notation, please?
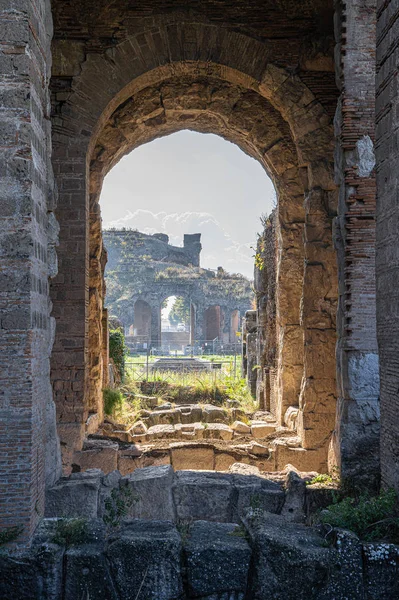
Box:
[123, 367, 255, 411]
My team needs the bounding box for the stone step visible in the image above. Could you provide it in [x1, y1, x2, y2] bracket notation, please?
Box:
[74, 431, 327, 475]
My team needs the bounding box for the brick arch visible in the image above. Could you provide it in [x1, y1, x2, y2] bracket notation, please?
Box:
[51, 25, 338, 471]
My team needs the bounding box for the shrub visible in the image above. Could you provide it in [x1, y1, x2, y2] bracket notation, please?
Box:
[0, 525, 23, 547]
[109, 327, 128, 378]
[103, 387, 124, 416]
[319, 488, 399, 542]
[53, 518, 88, 546]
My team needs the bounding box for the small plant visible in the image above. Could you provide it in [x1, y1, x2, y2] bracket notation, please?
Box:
[53, 518, 88, 546]
[307, 474, 334, 486]
[103, 486, 138, 527]
[103, 388, 124, 417]
[176, 522, 191, 544]
[0, 525, 23, 547]
[319, 488, 399, 542]
[229, 525, 249, 539]
[109, 327, 128, 378]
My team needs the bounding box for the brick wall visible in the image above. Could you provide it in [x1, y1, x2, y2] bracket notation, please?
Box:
[376, 0, 399, 492]
[333, 0, 380, 489]
[0, 0, 60, 546]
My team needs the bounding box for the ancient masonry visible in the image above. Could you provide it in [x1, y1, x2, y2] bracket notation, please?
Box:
[103, 229, 253, 348]
[0, 0, 398, 562]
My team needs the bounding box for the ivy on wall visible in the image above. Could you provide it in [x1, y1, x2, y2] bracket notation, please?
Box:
[109, 328, 128, 378]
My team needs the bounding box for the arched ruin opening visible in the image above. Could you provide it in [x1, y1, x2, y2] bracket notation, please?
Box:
[49, 22, 345, 479]
[161, 296, 192, 352]
[0, 0, 383, 551]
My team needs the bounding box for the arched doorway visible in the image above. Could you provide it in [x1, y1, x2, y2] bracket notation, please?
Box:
[50, 28, 340, 475]
[161, 295, 192, 353]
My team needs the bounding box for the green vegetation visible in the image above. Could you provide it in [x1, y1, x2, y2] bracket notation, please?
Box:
[169, 296, 190, 327]
[229, 525, 249, 539]
[109, 327, 128, 378]
[0, 525, 23, 547]
[103, 486, 138, 527]
[307, 474, 334, 486]
[123, 365, 256, 412]
[319, 488, 399, 542]
[103, 387, 124, 417]
[53, 518, 88, 546]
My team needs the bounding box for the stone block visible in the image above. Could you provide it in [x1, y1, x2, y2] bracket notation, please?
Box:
[215, 451, 238, 471]
[246, 513, 363, 600]
[177, 405, 203, 424]
[45, 471, 101, 519]
[251, 422, 276, 438]
[121, 465, 175, 521]
[280, 469, 306, 523]
[175, 422, 205, 438]
[203, 423, 234, 441]
[232, 420, 251, 434]
[232, 474, 285, 521]
[64, 542, 117, 600]
[0, 532, 64, 600]
[202, 405, 228, 423]
[86, 413, 100, 435]
[74, 439, 118, 474]
[249, 442, 270, 457]
[363, 543, 399, 600]
[274, 443, 328, 473]
[128, 420, 147, 435]
[173, 471, 233, 523]
[184, 521, 252, 598]
[147, 424, 179, 439]
[107, 521, 183, 600]
[170, 443, 214, 470]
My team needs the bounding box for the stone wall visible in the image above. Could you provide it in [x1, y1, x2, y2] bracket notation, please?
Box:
[333, 0, 379, 490]
[253, 212, 277, 410]
[376, 0, 399, 493]
[103, 228, 253, 350]
[0, 0, 61, 546]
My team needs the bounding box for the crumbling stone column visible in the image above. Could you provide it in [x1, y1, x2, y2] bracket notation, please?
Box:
[333, 0, 379, 489]
[298, 163, 338, 453]
[244, 311, 258, 397]
[50, 133, 89, 470]
[150, 303, 161, 348]
[0, 0, 61, 546]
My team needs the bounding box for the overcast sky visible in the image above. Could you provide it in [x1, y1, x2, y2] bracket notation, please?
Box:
[100, 131, 276, 279]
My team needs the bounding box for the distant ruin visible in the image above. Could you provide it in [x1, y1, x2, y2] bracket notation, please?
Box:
[103, 230, 253, 351]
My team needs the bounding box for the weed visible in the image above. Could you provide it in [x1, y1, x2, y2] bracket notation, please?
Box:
[0, 525, 23, 547]
[176, 522, 191, 544]
[319, 488, 399, 542]
[52, 518, 88, 546]
[229, 525, 249, 540]
[307, 474, 334, 486]
[103, 388, 124, 417]
[103, 486, 139, 527]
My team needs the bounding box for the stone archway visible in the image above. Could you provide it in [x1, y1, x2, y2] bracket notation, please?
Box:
[50, 23, 339, 474]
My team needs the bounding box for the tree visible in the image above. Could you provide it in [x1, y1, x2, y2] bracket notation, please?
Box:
[169, 296, 190, 326]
